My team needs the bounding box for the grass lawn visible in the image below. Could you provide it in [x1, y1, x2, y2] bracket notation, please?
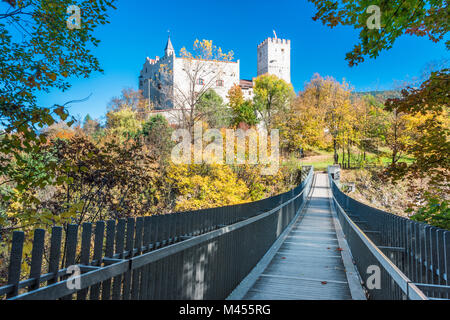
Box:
[292, 149, 415, 171]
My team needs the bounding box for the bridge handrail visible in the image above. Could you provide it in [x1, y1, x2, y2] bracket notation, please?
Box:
[328, 167, 449, 300]
[0, 167, 314, 300]
[329, 176, 426, 300]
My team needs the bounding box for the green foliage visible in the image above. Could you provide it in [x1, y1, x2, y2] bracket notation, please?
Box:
[0, 0, 116, 177]
[196, 89, 231, 128]
[253, 74, 295, 131]
[142, 114, 169, 135]
[232, 100, 259, 127]
[309, 0, 449, 66]
[106, 107, 143, 140]
[142, 114, 174, 165]
[410, 197, 450, 230]
[227, 84, 259, 127]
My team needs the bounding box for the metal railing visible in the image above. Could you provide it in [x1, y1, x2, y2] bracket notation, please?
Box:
[328, 167, 449, 300]
[0, 167, 314, 300]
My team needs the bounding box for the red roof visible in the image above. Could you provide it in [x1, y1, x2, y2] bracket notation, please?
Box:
[239, 79, 253, 89]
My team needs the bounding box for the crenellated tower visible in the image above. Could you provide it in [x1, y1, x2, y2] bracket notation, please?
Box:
[257, 36, 291, 83]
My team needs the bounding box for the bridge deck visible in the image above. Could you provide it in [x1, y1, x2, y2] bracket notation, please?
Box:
[238, 173, 359, 300]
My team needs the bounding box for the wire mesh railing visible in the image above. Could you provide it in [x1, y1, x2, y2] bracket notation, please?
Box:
[0, 167, 314, 300]
[328, 167, 449, 300]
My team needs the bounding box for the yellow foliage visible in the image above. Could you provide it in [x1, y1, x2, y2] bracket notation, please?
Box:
[166, 163, 250, 211]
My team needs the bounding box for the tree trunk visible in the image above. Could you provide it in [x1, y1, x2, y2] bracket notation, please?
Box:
[347, 138, 351, 169]
[333, 138, 338, 164]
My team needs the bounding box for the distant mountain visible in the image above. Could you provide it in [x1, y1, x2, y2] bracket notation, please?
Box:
[351, 90, 402, 102]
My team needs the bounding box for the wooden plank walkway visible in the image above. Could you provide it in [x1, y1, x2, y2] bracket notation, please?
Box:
[230, 173, 365, 300]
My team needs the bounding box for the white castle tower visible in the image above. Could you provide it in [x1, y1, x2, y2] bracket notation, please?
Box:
[257, 33, 291, 83]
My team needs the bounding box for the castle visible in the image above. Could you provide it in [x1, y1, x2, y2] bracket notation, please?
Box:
[139, 34, 291, 115]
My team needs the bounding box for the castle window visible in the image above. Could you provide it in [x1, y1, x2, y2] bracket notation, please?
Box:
[198, 78, 204, 85]
[216, 80, 224, 87]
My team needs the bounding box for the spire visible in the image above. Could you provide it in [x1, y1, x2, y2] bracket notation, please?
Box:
[165, 35, 174, 57]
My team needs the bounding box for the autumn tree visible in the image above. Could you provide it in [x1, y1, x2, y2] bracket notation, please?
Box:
[384, 70, 449, 227]
[227, 84, 258, 128]
[309, 0, 449, 67]
[106, 107, 142, 140]
[43, 133, 162, 223]
[291, 74, 352, 164]
[0, 1, 116, 242]
[82, 114, 101, 137]
[309, 1, 449, 167]
[383, 109, 410, 165]
[352, 94, 390, 161]
[253, 74, 295, 131]
[309, 0, 449, 226]
[41, 121, 75, 141]
[287, 78, 329, 152]
[166, 163, 249, 211]
[0, 0, 116, 182]
[107, 87, 151, 121]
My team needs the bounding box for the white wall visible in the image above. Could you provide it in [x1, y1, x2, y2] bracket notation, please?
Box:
[173, 57, 240, 106]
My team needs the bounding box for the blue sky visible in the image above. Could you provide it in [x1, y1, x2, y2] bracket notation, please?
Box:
[37, 0, 449, 122]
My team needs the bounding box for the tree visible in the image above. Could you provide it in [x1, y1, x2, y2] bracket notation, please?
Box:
[107, 88, 151, 121]
[382, 68, 449, 225]
[166, 163, 249, 211]
[42, 121, 75, 141]
[0, 0, 116, 180]
[44, 133, 161, 223]
[82, 114, 101, 137]
[156, 39, 234, 135]
[228, 84, 259, 128]
[384, 109, 410, 165]
[253, 74, 295, 131]
[141, 114, 174, 166]
[106, 107, 142, 140]
[287, 78, 329, 151]
[232, 100, 259, 129]
[352, 94, 390, 161]
[291, 74, 352, 163]
[309, 0, 449, 170]
[196, 89, 231, 128]
[309, 0, 449, 67]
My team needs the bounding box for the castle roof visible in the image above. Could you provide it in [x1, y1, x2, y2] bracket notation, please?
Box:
[165, 35, 174, 54]
[239, 79, 253, 89]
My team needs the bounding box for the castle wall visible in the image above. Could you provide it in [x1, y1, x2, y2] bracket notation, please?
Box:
[139, 54, 174, 109]
[140, 35, 291, 116]
[172, 57, 240, 106]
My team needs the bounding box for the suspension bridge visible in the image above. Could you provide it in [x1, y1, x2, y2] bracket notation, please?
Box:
[1, 167, 448, 300]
